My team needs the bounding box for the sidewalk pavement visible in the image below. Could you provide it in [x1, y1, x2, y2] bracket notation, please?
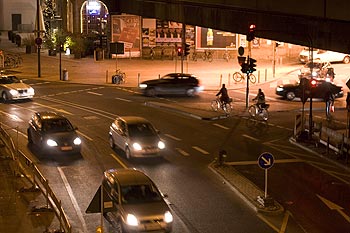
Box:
[0, 31, 349, 233]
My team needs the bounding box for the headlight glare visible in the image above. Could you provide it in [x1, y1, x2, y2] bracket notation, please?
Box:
[9, 89, 18, 96]
[164, 211, 173, 223]
[276, 87, 284, 92]
[126, 214, 139, 226]
[158, 141, 165, 149]
[132, 142, 142, 151]
[73, 137, 81, 145]
[139, 84, 147, 89]
[47, 139, 58, 147]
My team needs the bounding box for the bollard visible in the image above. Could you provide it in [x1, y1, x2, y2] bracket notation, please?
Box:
[62, 69, 68, 81]
[138, 73, 140, 86]
[106, 70, 108, 83]
[218, 150, 227, 166]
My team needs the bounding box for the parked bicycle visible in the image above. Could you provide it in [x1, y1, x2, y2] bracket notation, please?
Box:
[232, 71, 256, 84]
[112, 69, 126, 84]
[191, 50, 198, 61]
[223, 49, 231, 62]
[211, 97, 233, 115]
[3, 53, 22, 68]
[150, 47, 155, 60]
[202, 50, 213, 62]
[248, 101, 269, 121]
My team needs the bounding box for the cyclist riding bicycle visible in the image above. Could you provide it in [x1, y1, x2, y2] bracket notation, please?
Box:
[216, 84, 230, 105]
[253, 88, 266, 112]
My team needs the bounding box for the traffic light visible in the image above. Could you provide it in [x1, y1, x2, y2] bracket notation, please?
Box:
[184, 43, 190, 56]
[310, 79, 317, 88]
[177, 47, 182, 56]
[248, 57, 257, 73]
[247, 24, 256, 42]
[241, 62, 249, 73]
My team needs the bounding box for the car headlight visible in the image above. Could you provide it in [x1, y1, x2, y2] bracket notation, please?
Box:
[28, 87, 35, 95]
[9, 89, 18, 96]
[139, 83, 147, 89]
[158, 141, 165, 149]
[276, 87, 284, 92]
[164, 211, 173, 223]
[47, 139, 58, 147]
[126, 214, 139, 226]
[132, 142, 142, 151]
[73, 137, 81, 145]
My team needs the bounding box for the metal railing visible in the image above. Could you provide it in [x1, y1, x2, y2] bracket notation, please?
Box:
[0, 124, 72, 233]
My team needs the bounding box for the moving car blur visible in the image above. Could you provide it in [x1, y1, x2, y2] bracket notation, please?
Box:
[276, 79, 343, 101]
[139, 73, 204, 97]
[102, 168, 173, 233]
[109, 116, 165, 159]
[0, 75, 34, 102]
[298, 47, 350, 63]
[27, 111, 82, 154]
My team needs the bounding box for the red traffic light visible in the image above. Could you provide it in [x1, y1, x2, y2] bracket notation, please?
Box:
[310, 79, 317, 87]
[177, 47, 182, 56]
[249, 24, 256, 31]
[247, 24, 256, 42]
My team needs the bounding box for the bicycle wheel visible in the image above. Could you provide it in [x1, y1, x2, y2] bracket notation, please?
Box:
[261, 109, 269, 121]
[233, 72, 243, 82]
[223, 103, 232, 114]
[248, 105, 257, 117]
[211, 100, 220, 112]
[249, 74, 257, 84]
[208, 53, 213, 62]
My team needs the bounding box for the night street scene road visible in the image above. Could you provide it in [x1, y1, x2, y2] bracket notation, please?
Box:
[1, 1, 350, 233]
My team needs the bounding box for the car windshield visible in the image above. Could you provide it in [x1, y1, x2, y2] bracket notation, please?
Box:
[161, 75, 177, 80]
[128, 123, 156, 137]
[42, 119, 74, 132]
[0, 76, 21, 84]
[121, 184, 162, 204]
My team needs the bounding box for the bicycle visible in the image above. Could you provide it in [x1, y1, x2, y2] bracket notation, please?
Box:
[191, 50, 198, 61]
[150, 47, 155, 60]
[202, 50, 213, 62]
[211, 97, 233, 115]
[223, 49, 231, 62]
[248, 102, 269, 121]
[232, 71, 256, 84]
[112, 69, 126, 84]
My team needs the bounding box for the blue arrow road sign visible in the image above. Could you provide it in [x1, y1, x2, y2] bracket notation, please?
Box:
[258, 152, 274, 169]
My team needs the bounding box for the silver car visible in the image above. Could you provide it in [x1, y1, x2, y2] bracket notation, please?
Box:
[109, 116, 165, 159]
[102, 168, 173, 233]
[0, 75, 35, 102]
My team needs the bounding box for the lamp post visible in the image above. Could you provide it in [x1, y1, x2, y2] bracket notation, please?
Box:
[36, 0, 41, 77]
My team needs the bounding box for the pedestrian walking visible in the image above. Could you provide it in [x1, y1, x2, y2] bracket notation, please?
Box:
[325, 91, 334, 120]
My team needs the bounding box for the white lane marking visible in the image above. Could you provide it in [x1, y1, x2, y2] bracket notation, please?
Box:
[242, 134, 259, 142]
[176, 148, 189, 156]
[192, 146, 210, 155]
[115, 97, 132, 102]
[34, 102, 72, 115]
[87, 91, 103, 96]
[57, 167, 88, 233]
[77, 130, 93, 141]
[0, 110, 24, 122]
[165, 134, 181, 141]
[213, 123, 229, 130]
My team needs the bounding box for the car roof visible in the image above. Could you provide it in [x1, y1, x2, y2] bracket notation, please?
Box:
[105, 168, 152, 186]
[117, 116, 151, 125]
[163, 73, 197, 78]
[35, 111, 67, 120]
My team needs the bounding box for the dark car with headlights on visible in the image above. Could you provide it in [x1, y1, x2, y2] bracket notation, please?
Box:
[109, 116, 165, 159]
[276, 79, 343, 101]
[139, 73, 203, 97]
[27, 111, 81, 154]
[0, 75, 35, 102]
[102, 168, 173, 233]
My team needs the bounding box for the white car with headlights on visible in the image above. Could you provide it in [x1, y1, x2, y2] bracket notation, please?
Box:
[0, 75, 34, 102]
[102, 168, 173, 233]
[109, 116, 165, 159]
[27, 111, 81, 154]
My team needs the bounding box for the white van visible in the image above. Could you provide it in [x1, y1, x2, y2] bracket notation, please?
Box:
[299, 48, 350, 64]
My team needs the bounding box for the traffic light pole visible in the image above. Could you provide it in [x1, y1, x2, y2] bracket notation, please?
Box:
[181, 23, 185, 74]
[246, 56, 250, 109]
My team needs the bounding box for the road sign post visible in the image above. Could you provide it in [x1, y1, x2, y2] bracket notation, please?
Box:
[257, 152, 275, 207]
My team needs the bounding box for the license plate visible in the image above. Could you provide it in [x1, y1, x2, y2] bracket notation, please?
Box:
[61, 146, 73, 151]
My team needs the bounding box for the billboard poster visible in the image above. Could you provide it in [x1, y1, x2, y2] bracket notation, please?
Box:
[111, 15, 141, 52]
[196, 27, 237, 49]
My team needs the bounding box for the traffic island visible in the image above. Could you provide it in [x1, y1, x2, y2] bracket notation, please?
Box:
[209, 161, 284, 215]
